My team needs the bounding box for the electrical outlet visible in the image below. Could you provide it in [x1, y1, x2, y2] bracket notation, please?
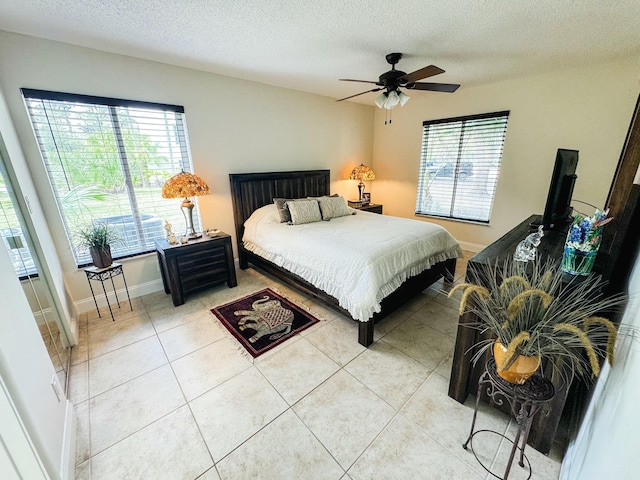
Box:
[51, 374, 61, 402]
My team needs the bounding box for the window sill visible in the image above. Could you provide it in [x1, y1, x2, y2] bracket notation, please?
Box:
[414, 213, 491, 226]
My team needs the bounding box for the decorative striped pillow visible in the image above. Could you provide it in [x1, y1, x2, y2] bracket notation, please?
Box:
[286, 199, 322, 225]
[318, 195, 351, 220]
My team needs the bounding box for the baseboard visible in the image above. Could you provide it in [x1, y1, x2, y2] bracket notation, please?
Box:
[60, 400, 75, 480]
[74, 278, 164, 314]
[458, 240, 485, 253]
[33, 308, 53, 326]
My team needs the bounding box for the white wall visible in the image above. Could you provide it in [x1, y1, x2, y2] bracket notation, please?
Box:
[372, 56, 640, 250]
[560, 244, 640, 479]
[0, 30, 374, 308]
[0, 376, 49, 480]
[0, 235, 73, 479]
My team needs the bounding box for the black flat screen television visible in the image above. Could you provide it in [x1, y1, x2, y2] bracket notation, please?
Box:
[539, 148, 579, 230]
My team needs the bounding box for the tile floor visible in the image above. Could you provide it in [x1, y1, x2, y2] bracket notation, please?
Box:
[70, 253, 563, 479]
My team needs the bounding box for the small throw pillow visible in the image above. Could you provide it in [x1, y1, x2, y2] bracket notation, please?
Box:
[318, 195, 351, 220]
[274, 198, 295, 223]
[287, 199, 322, 225]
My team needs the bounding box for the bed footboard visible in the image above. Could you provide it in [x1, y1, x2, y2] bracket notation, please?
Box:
[243, 246, 457, 347]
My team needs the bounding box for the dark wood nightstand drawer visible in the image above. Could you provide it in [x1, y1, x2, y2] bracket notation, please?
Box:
[176, 248, 226, 272]
[181, 266, 229, 293]
[178, 255, 227, 279]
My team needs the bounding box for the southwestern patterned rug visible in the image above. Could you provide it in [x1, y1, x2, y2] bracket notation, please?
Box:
[211, 288, 320, 357]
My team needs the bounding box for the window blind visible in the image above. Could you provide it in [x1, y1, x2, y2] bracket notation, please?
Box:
[0, 170, 37, 278]
[22, 89, 201, 266]
[415, 111, 509, 223]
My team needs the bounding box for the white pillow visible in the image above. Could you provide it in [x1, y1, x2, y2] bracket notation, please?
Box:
[286, 199, 322, 225]
[318, 195, 351, 220]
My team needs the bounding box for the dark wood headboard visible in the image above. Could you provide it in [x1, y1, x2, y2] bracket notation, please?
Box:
[229, 169, 330, 255]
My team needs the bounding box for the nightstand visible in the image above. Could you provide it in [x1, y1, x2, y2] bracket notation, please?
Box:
[348, 201, 383, 214]
[156, 233, 237, 306]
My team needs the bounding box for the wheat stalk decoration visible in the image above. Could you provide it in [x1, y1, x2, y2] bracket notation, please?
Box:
[584, 316, 618, 366]
[541, 270, 554, 290]
[507, 289, 553, 319]
[553, 323, 600, 376]
[499, 275, 531, 292]
[448, 283, 490, 314]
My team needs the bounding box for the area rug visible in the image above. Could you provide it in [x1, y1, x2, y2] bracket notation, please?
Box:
[211, 288, 320, 358]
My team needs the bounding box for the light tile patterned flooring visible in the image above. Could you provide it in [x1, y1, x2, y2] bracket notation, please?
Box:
[71, 253, 563, 479]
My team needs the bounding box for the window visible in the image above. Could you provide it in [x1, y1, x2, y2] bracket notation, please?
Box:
[22, 89, 201, 266]
[0, 170, 37, 278]
[416, 111, 509, 223]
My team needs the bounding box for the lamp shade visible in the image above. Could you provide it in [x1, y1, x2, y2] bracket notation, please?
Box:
[375, 92, 387, 109]
[162, 171, 210, 199]
[374, 90, 410, 110]
[398, 90, 410, 106]
[348, 163, 376, 182]
[385, 90, 400, 109]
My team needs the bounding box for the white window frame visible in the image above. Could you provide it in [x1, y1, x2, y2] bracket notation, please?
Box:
[22, 89, 202, 267]
[416, 111, 509, 223]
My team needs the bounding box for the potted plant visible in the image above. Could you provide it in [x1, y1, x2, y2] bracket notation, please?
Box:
[76, 221, 120, 269]
[449, 257, 625, 384]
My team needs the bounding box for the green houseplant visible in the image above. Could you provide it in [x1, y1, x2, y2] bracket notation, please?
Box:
[76, 221, 120, 269]
[449, 257, 625, 384]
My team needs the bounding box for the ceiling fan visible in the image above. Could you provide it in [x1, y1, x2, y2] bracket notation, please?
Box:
[337, 53, 460, 110]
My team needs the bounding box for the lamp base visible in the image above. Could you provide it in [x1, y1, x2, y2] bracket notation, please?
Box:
[181, 198, 200, 239]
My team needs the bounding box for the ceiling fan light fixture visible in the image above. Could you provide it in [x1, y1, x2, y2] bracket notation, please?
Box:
[385, 90, 400, 109]
[337, 54, 459, 111]
[398, 90, 410, 106]
[374, 90, 410, 110]
[375, 92, 387, 109]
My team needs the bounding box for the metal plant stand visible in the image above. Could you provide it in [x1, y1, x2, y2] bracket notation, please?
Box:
[84, 262, 133, 322]
[463, 358, 555, 479]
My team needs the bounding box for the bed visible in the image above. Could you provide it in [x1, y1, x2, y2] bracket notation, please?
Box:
[229, 169, 461, 347]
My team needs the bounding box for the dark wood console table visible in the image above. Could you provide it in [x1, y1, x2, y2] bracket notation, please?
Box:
[448, 214, 604, 454]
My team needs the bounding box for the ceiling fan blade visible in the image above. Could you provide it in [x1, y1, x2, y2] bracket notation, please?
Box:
[406, 82, 460, 93]
[336, 88, 383, 102]
[399, 65, 445, 84]
[339, 79, 381, 85]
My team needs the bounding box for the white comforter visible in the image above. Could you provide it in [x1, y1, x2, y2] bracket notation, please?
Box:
[243, 204, 462, 322]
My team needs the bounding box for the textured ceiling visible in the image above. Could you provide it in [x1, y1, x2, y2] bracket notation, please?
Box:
[1, 0, 639, 104]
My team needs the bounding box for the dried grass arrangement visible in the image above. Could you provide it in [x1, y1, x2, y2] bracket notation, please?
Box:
[450, 258, 626, 383]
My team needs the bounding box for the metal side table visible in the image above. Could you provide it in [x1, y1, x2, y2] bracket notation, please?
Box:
[463, 358, 554, 479]
[84, 262, 133, 322]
